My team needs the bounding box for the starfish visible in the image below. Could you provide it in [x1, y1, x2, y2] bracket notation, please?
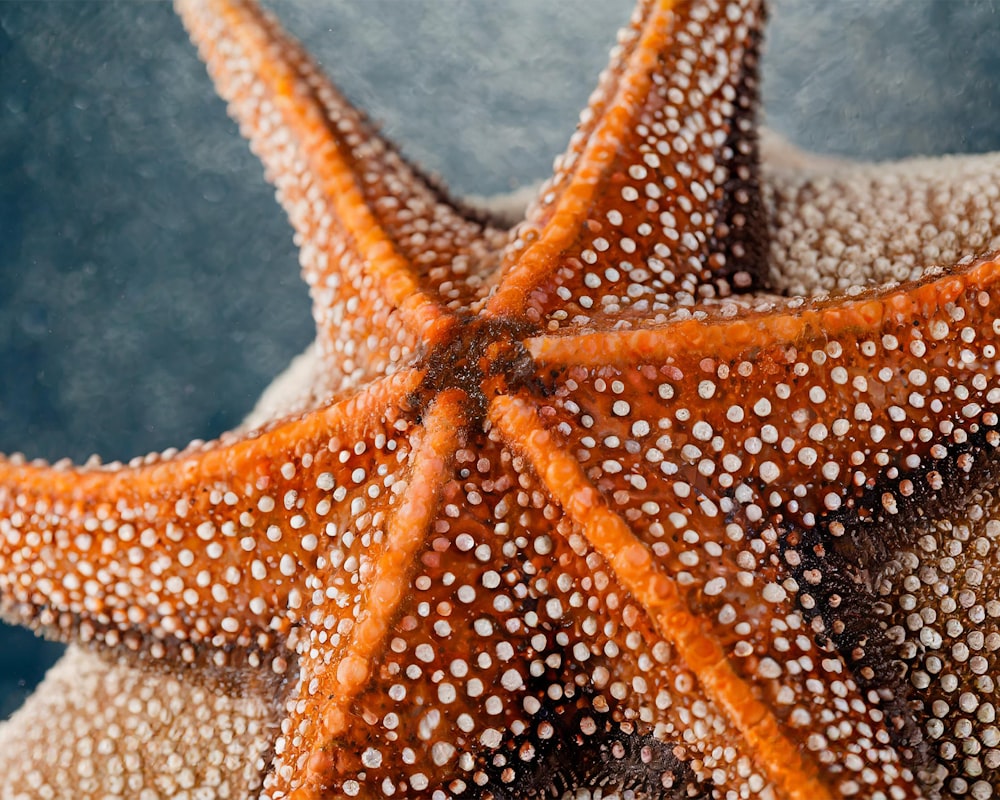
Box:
[3, 1, 1000, 799]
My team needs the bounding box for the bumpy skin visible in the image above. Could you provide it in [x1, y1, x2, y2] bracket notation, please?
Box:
[2, 1, 1000, 799]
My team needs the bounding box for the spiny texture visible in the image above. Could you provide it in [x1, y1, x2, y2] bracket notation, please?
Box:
[763, 145, 1000, 296]
[0, 647, 273, 798]
[2, 1, 1000, 799]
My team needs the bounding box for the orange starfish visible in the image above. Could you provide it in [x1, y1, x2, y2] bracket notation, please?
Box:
[2, 1, 1000, 798]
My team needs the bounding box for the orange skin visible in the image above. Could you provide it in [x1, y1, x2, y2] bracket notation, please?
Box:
[1, 0, 999, 798]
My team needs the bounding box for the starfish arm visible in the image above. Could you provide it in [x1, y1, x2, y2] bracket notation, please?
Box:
[489, 392, 924, 799]
[526, 253, 1000, 532]
[528, 253, 1000, 368]
[484, 0, 767, 323]
[266, 428, 713, 800]
[252, 391, 466, 799]
[514, 253, 1000, 792]
[0, 370, 420, 673]
[764, 147, 1000, 296]
[175, 0, 502, 393]
[488, 393, 830, 799]
[0, 646, 275, 798]
[874, 486, 1000, 794]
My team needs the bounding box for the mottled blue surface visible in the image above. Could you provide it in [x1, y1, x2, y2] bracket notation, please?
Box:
[1, 0, 999, 721]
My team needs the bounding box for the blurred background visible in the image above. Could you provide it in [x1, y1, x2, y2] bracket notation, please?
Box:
[0, 0, 998, 719]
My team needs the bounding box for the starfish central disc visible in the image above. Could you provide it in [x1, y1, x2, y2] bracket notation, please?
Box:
[415, 316, 538, 420]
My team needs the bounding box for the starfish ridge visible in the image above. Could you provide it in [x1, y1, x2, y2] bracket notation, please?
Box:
[2, 1, 1000, 798]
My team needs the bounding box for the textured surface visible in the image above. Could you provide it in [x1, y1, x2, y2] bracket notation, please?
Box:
[0, 647, 274, 799]
[3, 1, 992, 791]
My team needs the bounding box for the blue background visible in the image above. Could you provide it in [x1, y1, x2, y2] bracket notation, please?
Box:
[1, 0, 999, 719]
